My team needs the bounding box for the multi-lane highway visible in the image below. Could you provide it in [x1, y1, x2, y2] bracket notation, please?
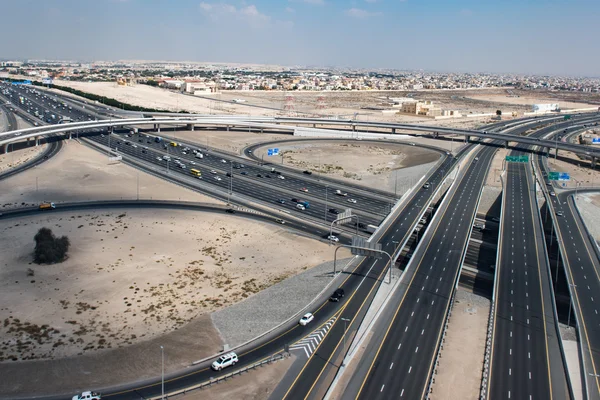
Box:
[535, 125, 600, 400]
[4, 79, 600, 399]
[486, 116, 600, 399]
[344, 143, 495, 399]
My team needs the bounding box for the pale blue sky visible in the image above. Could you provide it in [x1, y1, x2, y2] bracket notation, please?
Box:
[0, 0, 598, 76]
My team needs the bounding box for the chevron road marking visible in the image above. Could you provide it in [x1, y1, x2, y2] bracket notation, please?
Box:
[289, 317, 337, 358]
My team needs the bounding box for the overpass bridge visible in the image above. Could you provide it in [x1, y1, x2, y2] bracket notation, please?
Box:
[1, 114, 600, 166]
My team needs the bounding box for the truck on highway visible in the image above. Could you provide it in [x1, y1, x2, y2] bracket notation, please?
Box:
[39, 202, 56, 210]
[366, 224, 378, 234]
[298, 201, 310, 209]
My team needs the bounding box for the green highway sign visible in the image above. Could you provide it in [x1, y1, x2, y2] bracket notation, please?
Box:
[548, 171, 570, 181]
[505, 155, 529, 163]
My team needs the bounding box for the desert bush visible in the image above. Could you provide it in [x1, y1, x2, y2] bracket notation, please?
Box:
[33, 227, 70, 264]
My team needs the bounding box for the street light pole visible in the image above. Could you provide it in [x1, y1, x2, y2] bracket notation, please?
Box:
[160, 345, 165, 400]
[341, 317, 350, 366]
[567, 283, 577, 327]
[325, 186, 329, 222]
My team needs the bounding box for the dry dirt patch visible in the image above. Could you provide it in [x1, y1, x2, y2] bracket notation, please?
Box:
[252, 141, 440, 192]
[0, 144, 47, 174]
[0, 209, 336, 361]
[429, 290, 490, 400]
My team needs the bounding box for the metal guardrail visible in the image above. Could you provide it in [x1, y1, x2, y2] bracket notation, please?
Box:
[155, 353, 288, 399]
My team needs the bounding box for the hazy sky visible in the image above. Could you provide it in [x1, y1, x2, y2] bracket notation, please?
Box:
[1, 0, 598, 76]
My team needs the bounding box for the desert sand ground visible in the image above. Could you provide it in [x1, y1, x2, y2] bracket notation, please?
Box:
[0, 139, 220, 210]
[430, 290, 490, 400]
[169, 128, 293, 155]
[47, 80, 537, 130]
[547, 150, 600, 189]
[468, 93, 595, 110]
[253, 141, 440, 193]
[0, 208, 341, 361]
[575, 193, 600, 243]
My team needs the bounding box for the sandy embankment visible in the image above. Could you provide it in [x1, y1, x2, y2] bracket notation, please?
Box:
[0, 208, 342, 361]
[0, 144, 47, 174]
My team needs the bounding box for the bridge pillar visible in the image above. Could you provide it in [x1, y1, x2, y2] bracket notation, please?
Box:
[26, 137, 31, 146]
[466, 135, 470, 142]
[504, 140, 508, 148]
[35, 136, 39, 146]
[156, 124, 160, 133]
[1, 143, 7, 154]
[69, 132, 72, 140]
[352, 125, 356, 132]
[186, 124, 194, 131]
[260, 128, 263, 133]
[313, 124, 316, 128]
[592, 157, 597, 169]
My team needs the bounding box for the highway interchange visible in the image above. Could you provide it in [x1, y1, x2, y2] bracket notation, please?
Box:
[1, 81, 600, 399]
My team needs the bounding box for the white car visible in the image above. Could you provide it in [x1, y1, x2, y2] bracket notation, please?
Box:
[347, 198, 357, 204]
[299, 312, 314, 326]
[211, 170, 217, 174]
[328, 235, 340, 242]
[214, 176, 222, 181]
[211, 352, 238, 371]
[72, 392, 101, 400]
[221, 159, 227, 163]
[278, 175, 285, 180]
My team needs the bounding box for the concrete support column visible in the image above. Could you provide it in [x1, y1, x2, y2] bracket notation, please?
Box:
[35, 136, 39, 146]
[392, 128, 396, 134]
[1, 143, 7, 154]
[260, 128, 263, 133]
[27, 137, 31, 146]
[227, 125, 230, 132]
[156, 124, 160, 133]
[186, 124, 194, 131]
[69, 132, 72, 140]
[504, 141, 508, 148]
[352, 125, 356, 132]
[313, 124, 316, 128]
[591, 157, 597, 169]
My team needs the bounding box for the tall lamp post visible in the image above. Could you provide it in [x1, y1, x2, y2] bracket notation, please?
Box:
[341, 317, 351, 366]
[324, 185, 329, 222]
[160, 345, 165, 400]
[567, 283, 577, 327]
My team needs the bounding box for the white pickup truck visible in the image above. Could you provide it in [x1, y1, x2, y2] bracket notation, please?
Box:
[72, 391, 101, 400]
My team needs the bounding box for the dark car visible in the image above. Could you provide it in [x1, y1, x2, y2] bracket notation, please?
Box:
[257, 174, 262, 178]
[291, 198, 299, 203]
[266, 175, 272, 178]
[226, 172, 232, 177]
[225, 209, 236, 214]
[277, 199, 286, 204]
[233, 164, 241, 169]
[303, 170, 312, 175]
[240, 171, 248, 175]
[330, 288, 345, 302]
[329, 208, 339, 214]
